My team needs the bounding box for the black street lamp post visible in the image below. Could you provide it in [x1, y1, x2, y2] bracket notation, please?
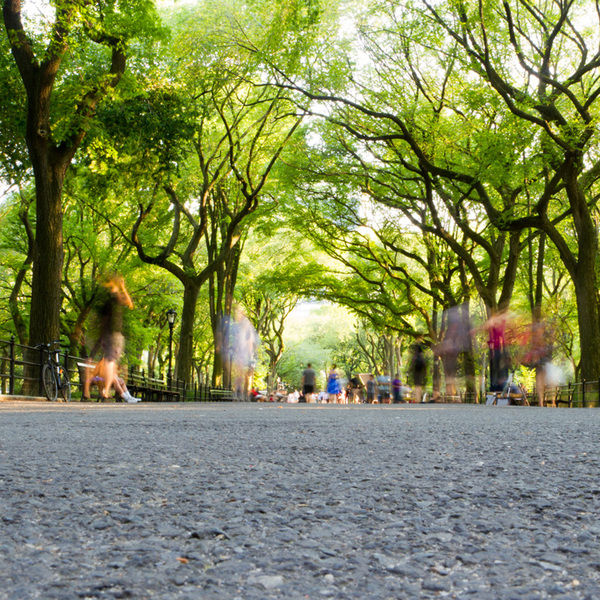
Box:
[167, 309, 177, 391]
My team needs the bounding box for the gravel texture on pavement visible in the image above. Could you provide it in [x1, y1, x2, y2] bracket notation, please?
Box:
[0, 401, 599, 600]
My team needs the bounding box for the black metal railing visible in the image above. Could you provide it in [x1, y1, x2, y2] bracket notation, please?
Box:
[0, 337, 57, 397]
[0, 336, 238, 402]
[568, 380, 600, 408]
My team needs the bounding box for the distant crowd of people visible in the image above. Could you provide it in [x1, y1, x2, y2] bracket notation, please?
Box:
[284, 362, 421, 404]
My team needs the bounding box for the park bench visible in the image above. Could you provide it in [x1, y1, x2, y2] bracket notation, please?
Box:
[542, 385, 573, 408]
[209, 388, 237, 402]
[126, 368, 181, 402]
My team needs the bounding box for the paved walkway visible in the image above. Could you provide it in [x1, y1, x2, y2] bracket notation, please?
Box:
[1, 402, 599, 599]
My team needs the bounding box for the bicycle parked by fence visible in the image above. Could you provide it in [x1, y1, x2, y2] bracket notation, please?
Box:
[37, 341, 71, 402]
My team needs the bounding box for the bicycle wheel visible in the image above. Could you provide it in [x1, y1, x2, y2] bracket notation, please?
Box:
[42, 363, 58, 402]
[58, 367, 71, 402]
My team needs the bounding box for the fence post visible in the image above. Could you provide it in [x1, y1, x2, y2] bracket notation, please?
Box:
[9, 336, 15, 396]
[582, 379, 586, 408]
[38, 345, 45, 397]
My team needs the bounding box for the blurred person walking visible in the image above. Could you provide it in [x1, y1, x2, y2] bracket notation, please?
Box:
[84, 275, 139, 403]
[409, 342, 427, 403]
[392, 374, 403, 403]
[301, 363, 316, 403]
[366, 374, 377, 403]
[327, 365, 342, 403]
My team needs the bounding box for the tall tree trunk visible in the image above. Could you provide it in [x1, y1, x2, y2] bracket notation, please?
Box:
[175, 282, 200, 382]
[559, 166, 600, 382]
[574, 201, 600, 382]
[209, 268, 226, 387]
[28, 148, 68, 347]
[208, 244, 241, 387]
[212, 348, 224, 387]
[574, 264, 600, 382]
[461, 301, 478, 402]
[497, 231, 521, 311]
[22, 155, 68, 393]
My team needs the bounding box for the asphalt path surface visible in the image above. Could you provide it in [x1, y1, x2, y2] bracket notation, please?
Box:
[1, 401, 599, 599]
